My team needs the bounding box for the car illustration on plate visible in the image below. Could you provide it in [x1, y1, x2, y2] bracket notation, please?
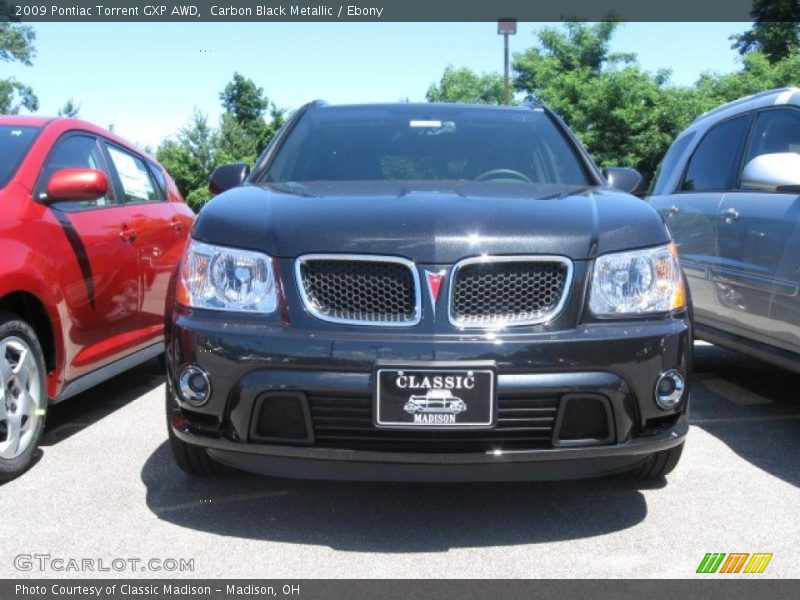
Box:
[404, 390, 467, 415]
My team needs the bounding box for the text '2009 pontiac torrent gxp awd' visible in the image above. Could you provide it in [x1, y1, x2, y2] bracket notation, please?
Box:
[165, 102, 690, 482]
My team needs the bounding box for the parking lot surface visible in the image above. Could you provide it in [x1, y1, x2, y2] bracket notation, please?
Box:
[1, 342, 798, 578]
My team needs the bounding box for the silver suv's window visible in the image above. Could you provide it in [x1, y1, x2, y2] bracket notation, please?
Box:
[743, 108, 800, 167]
[681, 114, 750, 192]
[0, 125, 40, 189]
[264, 106, 590, 186]
[652, 132, 695, 195]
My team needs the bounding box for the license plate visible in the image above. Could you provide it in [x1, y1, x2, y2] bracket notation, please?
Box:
[374, 366, 495, 428]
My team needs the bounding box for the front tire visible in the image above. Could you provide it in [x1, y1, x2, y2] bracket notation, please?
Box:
[0, 313, 47, 483]
[628, 442, 684, 479]
[165, 387, 223, 476]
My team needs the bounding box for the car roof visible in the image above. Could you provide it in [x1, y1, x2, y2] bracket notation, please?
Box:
[309, 101, 544, 112]
[0, 115, 55, 128]
[0, 115, 158, 163]
[689, 87, 800, 131]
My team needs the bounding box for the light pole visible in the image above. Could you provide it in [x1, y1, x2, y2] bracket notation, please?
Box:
[497, 19, 517, 105]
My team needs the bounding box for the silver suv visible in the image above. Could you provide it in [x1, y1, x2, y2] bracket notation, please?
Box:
[650, 87, 800, 372]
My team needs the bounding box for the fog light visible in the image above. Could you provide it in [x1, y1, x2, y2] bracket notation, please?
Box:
[655, 369, 685, 409]
[178, 365, 211, 406]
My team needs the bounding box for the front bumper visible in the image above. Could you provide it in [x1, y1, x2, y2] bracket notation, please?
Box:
[167, 309, 691, 481]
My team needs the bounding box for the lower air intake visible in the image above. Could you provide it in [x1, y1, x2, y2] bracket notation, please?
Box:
[252, 393, 311, 443]
[556, 395, 613, 443]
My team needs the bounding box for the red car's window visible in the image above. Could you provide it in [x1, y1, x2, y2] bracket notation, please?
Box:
[0, 125, 40, 189]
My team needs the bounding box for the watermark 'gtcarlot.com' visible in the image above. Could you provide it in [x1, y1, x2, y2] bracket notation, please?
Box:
[14, 554, 195, 573]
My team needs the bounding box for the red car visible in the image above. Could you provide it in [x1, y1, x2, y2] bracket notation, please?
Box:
[0, 116, 193, 481]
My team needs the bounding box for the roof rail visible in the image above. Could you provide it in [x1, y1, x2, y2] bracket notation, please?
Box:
[693, 87, 800, 124]
[308, 99, 328, 108]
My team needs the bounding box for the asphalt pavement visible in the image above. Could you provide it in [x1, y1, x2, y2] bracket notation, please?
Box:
[1, 342, 798, 578]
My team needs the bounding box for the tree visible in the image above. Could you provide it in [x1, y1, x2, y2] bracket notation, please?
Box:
[426, 66, 505, 104]
[58, 99, 81, 118]
[219, 72, 285, 150]
[158, 75, 286, 212]
[731, 0, 800, 64]
[509, 21, 697, 181]
[695, 50, 800, 105]
[0, 22, 38, 114]
[155, 111, 218, 212]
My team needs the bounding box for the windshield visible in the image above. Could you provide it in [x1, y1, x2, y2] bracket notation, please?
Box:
[262, 106, 591, 186]
[0, 125, 40, 189]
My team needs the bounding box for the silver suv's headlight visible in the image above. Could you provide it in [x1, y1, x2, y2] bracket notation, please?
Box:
[177, 240, 278, 313]
[589, 243, 685, 316]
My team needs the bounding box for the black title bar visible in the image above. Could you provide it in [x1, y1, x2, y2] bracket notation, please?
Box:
[0, 0, 775, 22]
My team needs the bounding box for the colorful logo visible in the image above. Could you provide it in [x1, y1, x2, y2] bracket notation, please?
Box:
[425, 270, 446, 310]
[696, 553, 773, 574]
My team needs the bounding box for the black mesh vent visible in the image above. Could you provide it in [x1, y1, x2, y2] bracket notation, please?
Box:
[558, 396, 609, 440]
[452, 260, 568, 325]
[308, 393, 559, 452]
[299, 259, 417, 323]
[254, 394, 308, 440]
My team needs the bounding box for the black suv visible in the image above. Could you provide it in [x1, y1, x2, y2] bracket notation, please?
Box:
[165, 102, 690, 481]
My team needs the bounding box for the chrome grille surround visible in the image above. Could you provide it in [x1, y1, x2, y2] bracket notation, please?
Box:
[448, 255, 573, 328]
[295, 254, 422, 326]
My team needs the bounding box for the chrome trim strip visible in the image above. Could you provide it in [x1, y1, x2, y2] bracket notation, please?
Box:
[295, 254, 422, 327]
[448, 255, 574, 329]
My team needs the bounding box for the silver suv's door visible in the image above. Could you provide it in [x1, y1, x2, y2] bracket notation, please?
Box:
[651, 114, 752, 327]
[715, 107, 800, 352]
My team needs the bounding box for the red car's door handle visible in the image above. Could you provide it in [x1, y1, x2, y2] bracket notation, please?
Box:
[120, 224, 137, 243]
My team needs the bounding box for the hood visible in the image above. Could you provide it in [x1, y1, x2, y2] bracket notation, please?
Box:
[192, 181, 669, 263]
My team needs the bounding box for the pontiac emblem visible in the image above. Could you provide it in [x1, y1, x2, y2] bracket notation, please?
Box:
[425, 270, 446, 311]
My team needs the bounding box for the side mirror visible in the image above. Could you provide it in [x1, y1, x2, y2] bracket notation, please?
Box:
[741, 152, 800, 193]
[603, 167, 647, 197]
[208, 163, 250, 196]
[45, 168, 108, 204]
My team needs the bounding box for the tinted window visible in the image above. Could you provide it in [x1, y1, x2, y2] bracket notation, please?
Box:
[106, 145, 160, 203]
[681, 115, 750, 192]
[39, 135, 112, 211]
[0, 125, 40, 189]
[651, 132, 695, 195]
[148, 162, 167, 199]
[743, 108, 800, 165]
[263, 107, 589, 185]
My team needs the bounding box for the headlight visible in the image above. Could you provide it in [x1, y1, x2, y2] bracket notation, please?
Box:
[176, 240, 278, 313]
[589, 243, 685, 316]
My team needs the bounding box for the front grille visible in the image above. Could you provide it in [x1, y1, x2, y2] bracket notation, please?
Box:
[451, 257, 571, 327]
[308, 393, 559, 452]
[297, 255, 419, 325]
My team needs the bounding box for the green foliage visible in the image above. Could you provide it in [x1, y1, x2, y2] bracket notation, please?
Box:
[695, 51, 800, 104]
[220, 72, 285, 150]
[0, 79, 38, 114]
[731, 0, 800, 64]
[426, 66, 505, 104]
[157, 74, 285, 212]
[155, 111, 218, 205]
[0, 22, 35, 65]
[57, 99, 81, 118]
[511, 22, 691, 180]
[423, 21, 800, 185]
[0, 22, 37, 114]
[186, 187, 213, 213]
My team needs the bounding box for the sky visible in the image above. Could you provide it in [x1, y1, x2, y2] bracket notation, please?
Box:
[4, 22, 751, 150]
